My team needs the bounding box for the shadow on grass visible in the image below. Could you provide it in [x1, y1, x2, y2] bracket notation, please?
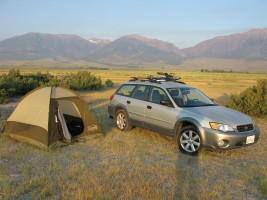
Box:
[174, 151, 200, 199]
[79, 86, 119, 95]
[87, 98, 114, 135]
[174, 107, 207, 199]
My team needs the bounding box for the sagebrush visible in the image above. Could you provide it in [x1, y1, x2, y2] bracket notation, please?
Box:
[227, 79, 267, 117]
[0, 69, 103, 103]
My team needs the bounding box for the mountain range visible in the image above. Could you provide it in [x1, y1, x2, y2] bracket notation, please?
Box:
[183, 29, 267, 60]
[0, 29, 266, 67]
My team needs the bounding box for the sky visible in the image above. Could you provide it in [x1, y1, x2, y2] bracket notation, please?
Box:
[0, 0, 267, 48]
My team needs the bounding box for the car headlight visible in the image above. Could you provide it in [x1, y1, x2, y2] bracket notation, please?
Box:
[209, 122, 234, 132]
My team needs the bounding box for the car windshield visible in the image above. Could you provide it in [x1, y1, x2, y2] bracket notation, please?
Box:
[167, 88, 216, 107]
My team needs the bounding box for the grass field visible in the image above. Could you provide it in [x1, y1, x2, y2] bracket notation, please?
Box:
[1, 57, 267, 72]
[1, 68, 266, 102]
[0, 70, 267, 200]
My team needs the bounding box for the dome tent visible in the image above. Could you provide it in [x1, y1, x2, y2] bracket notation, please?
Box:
[1, 87, 101, 149]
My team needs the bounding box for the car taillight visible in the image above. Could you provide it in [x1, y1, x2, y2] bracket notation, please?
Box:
[110, 94, 115, 101]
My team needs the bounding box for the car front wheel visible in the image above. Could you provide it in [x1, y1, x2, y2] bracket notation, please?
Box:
[177, 125, 202, 155]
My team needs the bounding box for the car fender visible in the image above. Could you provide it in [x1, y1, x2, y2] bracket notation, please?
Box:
[174, 117, 207, 144]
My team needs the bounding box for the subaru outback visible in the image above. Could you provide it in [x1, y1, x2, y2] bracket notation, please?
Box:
[108, 73, 260, 155]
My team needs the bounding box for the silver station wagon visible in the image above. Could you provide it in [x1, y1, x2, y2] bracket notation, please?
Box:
[108, 73, 260, 155]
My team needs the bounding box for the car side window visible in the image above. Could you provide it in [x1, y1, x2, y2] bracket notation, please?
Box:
[149, 87, 170, 104]
[131, 85, 150, 101]
[116, 85, 136, 96]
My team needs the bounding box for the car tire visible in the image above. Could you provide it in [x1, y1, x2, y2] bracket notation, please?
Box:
[115, 109, 132, 131]
[177, 125, 202, 156]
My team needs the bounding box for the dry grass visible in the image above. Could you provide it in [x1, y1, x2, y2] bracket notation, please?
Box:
[0, 70, 267, 200]
[177, 58, 267, 73]
[1, 57, 267, 72]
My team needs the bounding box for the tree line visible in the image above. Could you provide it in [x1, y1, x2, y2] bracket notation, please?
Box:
[0, 69, 113, 104]
[200, 69, 245, 73]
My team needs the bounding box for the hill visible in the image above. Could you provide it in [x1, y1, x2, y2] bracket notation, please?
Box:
[0, 29, 267, 71]
[87, 35, 185, 65]
[183, 28, 267, 60]
[0, 33, 98, 60]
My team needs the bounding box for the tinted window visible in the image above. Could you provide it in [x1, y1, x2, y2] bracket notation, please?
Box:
[116, 85, 136, 96]
[149, 87, 170, 104]
[132, 85, 150, 101]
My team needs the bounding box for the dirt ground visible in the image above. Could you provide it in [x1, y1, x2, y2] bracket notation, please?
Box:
[0, 87, 266, 200]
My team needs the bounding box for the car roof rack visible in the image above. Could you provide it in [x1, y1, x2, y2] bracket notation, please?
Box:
[129, 72, 186, 84]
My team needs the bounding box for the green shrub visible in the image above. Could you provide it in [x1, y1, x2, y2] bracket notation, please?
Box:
[68, 71, 102, 90]
[0, 89, 8, 104]
[227, 79, 267, 117]
[7, 68, 21, 79]
[0, 69, 103, 99]
[105, 79, 114, 87]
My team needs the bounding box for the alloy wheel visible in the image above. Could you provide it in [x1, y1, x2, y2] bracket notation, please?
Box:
[116, 113, 126, 130]
[180, 130, 200, 153]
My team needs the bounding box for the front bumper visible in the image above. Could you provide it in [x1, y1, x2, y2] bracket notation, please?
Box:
[202, 126, 260, 150]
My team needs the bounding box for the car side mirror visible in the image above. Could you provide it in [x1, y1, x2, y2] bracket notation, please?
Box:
[160, 100, 173, 107]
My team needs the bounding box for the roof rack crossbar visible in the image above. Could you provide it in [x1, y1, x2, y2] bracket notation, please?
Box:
[129, 72, 186, 84]
[130, 76, 161, 83]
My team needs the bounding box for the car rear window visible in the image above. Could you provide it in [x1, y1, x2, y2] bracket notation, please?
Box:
[116, 85, 136, 96]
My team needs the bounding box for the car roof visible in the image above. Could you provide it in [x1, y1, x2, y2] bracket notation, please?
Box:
[122, 81, 194, 89]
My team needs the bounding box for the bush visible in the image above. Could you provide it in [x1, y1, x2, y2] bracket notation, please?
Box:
[0, 69, 104, 101]
[68, 71, 102, 90]
[7, 68, 21, 79]
[105, 79, 114, 87]
[0, 89, 8, 104]
[227, 79, 267, 117]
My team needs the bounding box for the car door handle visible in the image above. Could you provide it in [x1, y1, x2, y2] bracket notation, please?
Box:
[127, 100, 131, 104]
[147, 105, 152, 109]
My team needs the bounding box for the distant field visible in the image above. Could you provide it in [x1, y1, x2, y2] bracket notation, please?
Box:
[0, 69, 267, 199]
[1, 68, 266, 104]
[1, 57, 267, 72]
[177, 58, 267, 73]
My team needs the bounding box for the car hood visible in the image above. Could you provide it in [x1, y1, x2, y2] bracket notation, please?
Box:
[182, 105, 253, 127]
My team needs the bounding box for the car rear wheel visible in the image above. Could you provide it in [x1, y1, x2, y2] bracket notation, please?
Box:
[177, 125, 202, 155]
[115, 109, 132, 131]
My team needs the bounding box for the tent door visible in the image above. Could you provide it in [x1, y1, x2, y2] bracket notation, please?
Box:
[57, 99, 84, 137]
[57, 105, 72, 142]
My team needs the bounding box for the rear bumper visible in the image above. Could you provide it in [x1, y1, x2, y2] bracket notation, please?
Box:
[108, 104, 116, 119]
[203, 126, 260, 150]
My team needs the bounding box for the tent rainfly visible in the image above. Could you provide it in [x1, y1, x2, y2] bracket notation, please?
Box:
[1, 87, 101, 149]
